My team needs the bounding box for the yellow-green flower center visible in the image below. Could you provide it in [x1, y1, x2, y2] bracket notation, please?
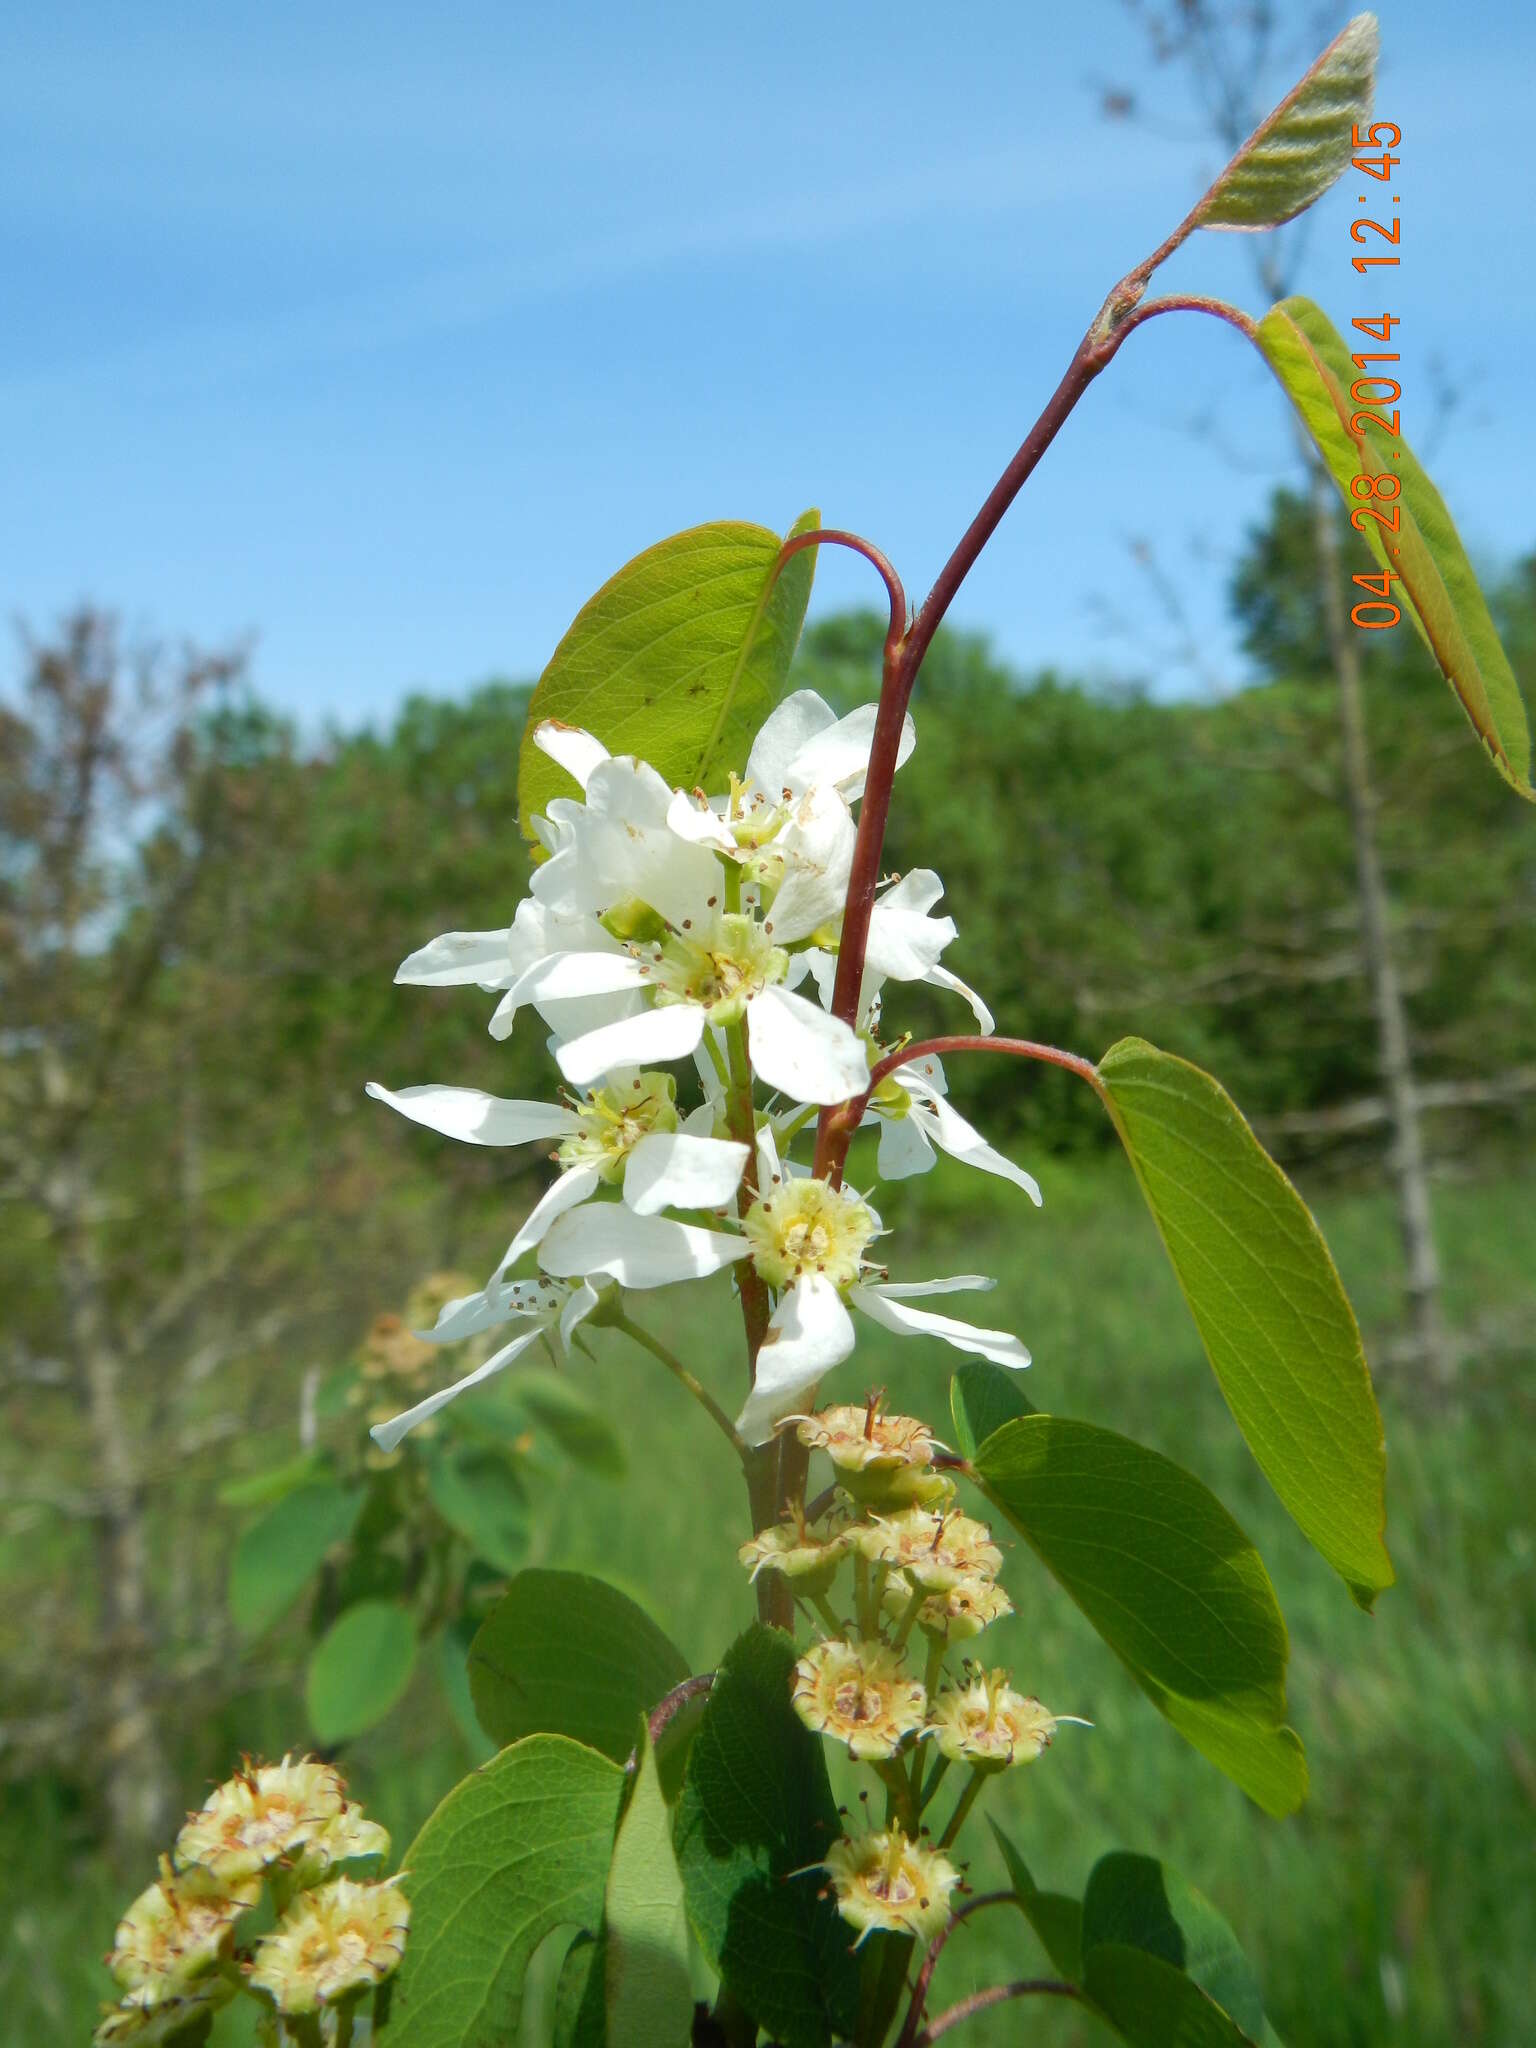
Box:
[743, 1178, 875, 1290]
[556, 1072, 678, 1181]
[639, 912, 787, 1025]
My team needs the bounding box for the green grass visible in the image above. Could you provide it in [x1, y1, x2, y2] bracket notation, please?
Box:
[7, 1158, 1533, 2046]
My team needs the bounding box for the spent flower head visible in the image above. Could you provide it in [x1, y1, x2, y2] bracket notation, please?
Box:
[248, 1875, 411, 2014]
[174, 1756, 346, 1884]
[737, 1502, 854, 1592]
[884, 1571, 1014, 1642]
[823, 1829, 960, 1947]
[791, 1638, 927, 1760]
[928, 1665, 1089, 1770]
[791, 1396, 952, 1507]
[108, 1858, 259, 1996]
[855, 1507, 1004, 1592]
[94, 1983, 232, 2046]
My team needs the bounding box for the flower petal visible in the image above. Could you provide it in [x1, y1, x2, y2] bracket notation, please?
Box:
[876, 1111, 936, 1181]
[538, 1205, 748, 1287]
[736, 1276, 857, 1443]
[919, 1098, 1041, 1205]
[787, 703, 916, 802]
[665, 788, 738, 853]
[534, 720, 610, 792]
[366, 1082, 577, 1148]
[498, 1163, 603, 1270]
[746, 985, 869, 1105]
[760, 784, 857, 946]
[508, 951, 652, 1005]
[851, 1284, 1031, 1368]
[394, 928, 511, 988]
[745, 690, 839, 795]
[870, 1274, 995, 1298]
[865, 869, 957, 981]
[417, 1276, 565, 1344]
[622, 1133, 749, 1216]
[923, 963, 996, 1035]
[370, 1326, 545, 1452]
[555, 1003, 705, 1087]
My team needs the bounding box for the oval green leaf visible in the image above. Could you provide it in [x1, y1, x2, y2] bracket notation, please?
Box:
[1097, 1036, 1392, 1607]
[390, 1734, 623, 2048]
[468, 1568, 689, 1762]
[1256, 296, 1533, 798]
[674, 1626, 858, 2048]
[227, 1481, 362, 1637]
[988, 1822, 1082, 1981]
[949, 1358, 1036, 1461]
[605, 1726, 693, 2048]
[517, 511, 819, 839]
[974, 1415, 1307, 1816]
[1082, 1853, 1266, 2043]
[427, 1446, 529, 1574]
[1191, 16, 1378, 231]
[305, 1599, 417, 1743]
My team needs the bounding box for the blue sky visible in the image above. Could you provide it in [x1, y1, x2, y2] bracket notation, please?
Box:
[3, 1, 1529, 730]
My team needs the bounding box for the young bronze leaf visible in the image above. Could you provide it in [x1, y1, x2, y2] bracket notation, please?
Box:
[517, 512, 818, 840]
[1257, 297, 1534, 797]
[1097, 1037, 1392, 1607]
[974, 1415, 1306, 1816]
[1189, 15, 1378, 232]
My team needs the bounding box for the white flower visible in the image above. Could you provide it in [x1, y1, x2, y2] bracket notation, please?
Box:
[867, 1053, 1041, 1203]
[732, 1127, 1030, 1443]
[366, 1070, 748, 1269]
[368, 1274, 599, 1452]
[793, 868, 995, 1034]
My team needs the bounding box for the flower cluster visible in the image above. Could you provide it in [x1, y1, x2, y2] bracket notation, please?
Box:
[744, 1398, 1086, 1948]
[366, 690, 1038, 1451]
[96, 1756, 406, 2044]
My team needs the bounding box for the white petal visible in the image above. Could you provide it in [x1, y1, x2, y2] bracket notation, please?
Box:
[394, 928, 511, 988]
[760, 785, 857, 946]
[559, 1279, 601, 1347]
[508, 951, 651, 1005]
[892, 1053, 948, 1100]
[787, 704, 916, 802]
[865, 870, 957, 981]
[745, 690, 838, 795]
[498, 1164, 603, 1269]
[366, 1082, 577, 1148]
[876, 1111, 936, 1181]
[534, 721, 610, 791]
[851, 1285, 1031, 1368]
[369, 1326, 545, 1452]
[680, 1101, 719, 1138]
[735, 1276, 856, 1443]
[872, 1274, 996, 1298]
[754, 1117, 783, 1192]
[556, 1003, 705, 1087]
[666, 788, 738, 853]
[921, 1098, 1042, 1204]
[623, 1133, 749, 1216]
[417, 1276, 561, 1344]
[538, 1205, 748, 1287]
[746, 985, 869, 1106]
[923, 963, 996, 1035]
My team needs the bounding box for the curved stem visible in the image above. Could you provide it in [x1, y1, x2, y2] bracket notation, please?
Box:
[823, 1033, 1104, 1188]
[775, 527, 908, 670]
[613, 1310, 749, 1462]
[894, 1892, 1017, 2048]
[1112, 291, 1258, 345]
[914, 1979, 1083, 2044]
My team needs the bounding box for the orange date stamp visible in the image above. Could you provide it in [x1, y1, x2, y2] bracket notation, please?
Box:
[1348, 119, 1404, 631]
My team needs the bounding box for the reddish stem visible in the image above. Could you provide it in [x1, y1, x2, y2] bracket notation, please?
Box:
[822, 1034, 1103, 1188]
[894, 1893, 1016, 2048]
[914, 1979, 1083, 2044]
[776, 527, 908, 668]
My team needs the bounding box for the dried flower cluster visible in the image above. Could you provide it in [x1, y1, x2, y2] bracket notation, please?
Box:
[97, 1756, 407, 2044]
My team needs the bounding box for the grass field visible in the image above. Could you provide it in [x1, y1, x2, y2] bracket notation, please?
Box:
[7, 1154, 1533, 2047]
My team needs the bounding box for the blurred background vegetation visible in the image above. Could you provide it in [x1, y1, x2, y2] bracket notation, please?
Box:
[3, 488, 1533, 2045]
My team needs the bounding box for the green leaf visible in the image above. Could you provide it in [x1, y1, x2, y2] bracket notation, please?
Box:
[1083, 1947, 1260, 2048]
[216, 1450, 327, 1510]
[553, 1931, 605, 2048]
[949, 1358, 1036, 1461]
[674, 1626, 858, 2048]
[604, 1726, 693, 2048]
[305, 1600, 417, 1743]
[436, 1618, 496, 1764]
[1081, 1853, 1265, 2042]
[515, 1368, 628, 1479]
[974, 1415, 1307, 1816]
[427, 1446, 529, 1573]
[1097, 1037, 1393, 1606]
[468, 1568, 689, 1762]
[1255, 296, 1533, 798]
[389, 1735, 623, 2048]
[988, 1822, 1082, 1981]
[227, 1482, 362, 1636]
[1191, 16, 1377, 231]
[517, 511, 819, 838]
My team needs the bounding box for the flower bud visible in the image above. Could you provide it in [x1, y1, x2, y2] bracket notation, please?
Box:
[823, 1830, 960, 1946]
[248, 1876, 411, 2014]
[791, 1639, 927, 1759]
